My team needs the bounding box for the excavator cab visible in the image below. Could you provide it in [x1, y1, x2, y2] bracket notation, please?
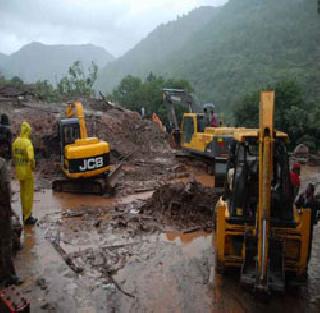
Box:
[58, 118, 80, 162]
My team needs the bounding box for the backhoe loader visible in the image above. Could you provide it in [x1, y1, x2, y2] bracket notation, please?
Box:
[215, 91, 313, 293]
[52, 101, 118, 194]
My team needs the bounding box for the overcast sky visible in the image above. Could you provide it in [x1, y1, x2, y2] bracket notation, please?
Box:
[0, 0, 227, 57]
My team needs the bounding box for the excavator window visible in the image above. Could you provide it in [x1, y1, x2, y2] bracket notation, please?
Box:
[183, 116, 194, 144]
[197, 115, 206, 132]
[64, 125, 80, 145]
[58, 118, 80, 158]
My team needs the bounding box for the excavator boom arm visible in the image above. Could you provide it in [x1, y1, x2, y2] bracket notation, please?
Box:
[257, 90, 275, 288]
[66, 101, 88, 139]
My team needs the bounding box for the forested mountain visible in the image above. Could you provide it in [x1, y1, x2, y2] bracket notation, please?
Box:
[0, 42, 114, 83]
[97, 0, 319, 113]
[96, 6, 219, 91]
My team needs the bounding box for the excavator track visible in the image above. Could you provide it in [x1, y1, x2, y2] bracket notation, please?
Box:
[52, 163, 122, 195]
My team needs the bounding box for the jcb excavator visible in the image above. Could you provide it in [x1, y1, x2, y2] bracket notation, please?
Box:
[52, 101, 117, 194]
[163, 88, 241, 187]
[215, 91, 313, 292]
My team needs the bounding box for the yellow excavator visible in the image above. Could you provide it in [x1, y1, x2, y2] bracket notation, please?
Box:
[163, 89, 241, 187]
[215, 91, 313, 292]
[52, 101, 116, 194]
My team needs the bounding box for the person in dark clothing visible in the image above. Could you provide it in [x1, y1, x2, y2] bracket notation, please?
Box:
[0, 158, 22, 286]
[203, 108, 210, 127]
[296, 183, 318, 224]
[210, 112, 218, 127]
[0, 113, 12, 160]
[290, 162, 300, 197]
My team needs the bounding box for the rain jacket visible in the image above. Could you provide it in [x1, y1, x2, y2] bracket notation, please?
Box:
[12, 121, 35, 181]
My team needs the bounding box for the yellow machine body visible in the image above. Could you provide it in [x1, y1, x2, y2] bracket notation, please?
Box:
[215, 91, 313, 291]
[63, 137, 111, 179]
[215, 184, 312, 275]
[180, 112, 241, 157]
[61, 101, 111, 179]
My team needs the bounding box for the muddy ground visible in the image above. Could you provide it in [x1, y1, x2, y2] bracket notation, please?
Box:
[4, 99, 320, 312]
[9, 163, 320, 313]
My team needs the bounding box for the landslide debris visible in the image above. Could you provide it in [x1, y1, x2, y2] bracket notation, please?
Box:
[5, 100, 173, 191]
[7, 102, 170, 161]
[142, 180, 218, 230]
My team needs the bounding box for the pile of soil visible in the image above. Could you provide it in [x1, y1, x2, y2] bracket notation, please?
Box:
[7, 101, 170, 161]
[8, 106, 60, 158]
[92, 107, 170, 159]
[142, 180, 219, 229]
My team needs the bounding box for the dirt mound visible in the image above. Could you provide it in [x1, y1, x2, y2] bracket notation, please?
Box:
[142, 180, 218, 229]
[8, 107, 60, 158]
[7, 102, 170, 161]
[92, 107, 170, 159]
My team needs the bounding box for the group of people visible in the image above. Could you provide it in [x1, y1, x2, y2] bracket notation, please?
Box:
[0, 113, 37, 286]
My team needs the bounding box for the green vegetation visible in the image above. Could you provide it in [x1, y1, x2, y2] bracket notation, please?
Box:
[34, 80, 57, 102]
[234, 80, 320, 150]
[0, 61, 98, 101]
[110, 73, 193, 123]
[0, 74, 25, 88]
[97, 0, 319, 116]
[57, 61, 98, 98]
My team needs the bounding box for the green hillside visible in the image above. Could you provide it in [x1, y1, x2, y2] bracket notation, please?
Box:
[97, 0, 320, 113]
[96, 6, 219, 90]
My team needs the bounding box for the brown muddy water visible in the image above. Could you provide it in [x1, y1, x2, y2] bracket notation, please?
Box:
[10, 167, 320, 313]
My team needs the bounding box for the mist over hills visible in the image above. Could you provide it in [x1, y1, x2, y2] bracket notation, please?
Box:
[0, 42, 114, 83]
[97, 0, 319, 112]
[1, 0, 318, 114]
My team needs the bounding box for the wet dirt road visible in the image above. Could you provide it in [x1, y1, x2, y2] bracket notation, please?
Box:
[11, 167, 320, 313]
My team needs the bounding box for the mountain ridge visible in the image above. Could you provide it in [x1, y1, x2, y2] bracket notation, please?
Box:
[97, 0, 319, 113]
[0, 42, 114, 83]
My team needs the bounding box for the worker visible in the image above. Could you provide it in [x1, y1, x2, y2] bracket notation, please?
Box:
[203, 108, 210, 127]
[0, 113, 12, 160]
[0, 158, 22, 286]
[152, 112, 163, 130]
[296, 183, 318, 224]
[210, 112, 218, 127]
[290, 162, 301, 197]
[12, 121, 37, 225]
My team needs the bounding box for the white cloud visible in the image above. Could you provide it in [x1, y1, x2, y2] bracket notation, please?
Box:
[0, 0, 228, 56]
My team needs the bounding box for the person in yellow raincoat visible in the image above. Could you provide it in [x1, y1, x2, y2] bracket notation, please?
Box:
[12, 121, 37, 225]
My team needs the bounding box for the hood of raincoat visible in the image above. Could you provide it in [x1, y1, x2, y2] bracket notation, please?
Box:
[20, 121, 32, 138]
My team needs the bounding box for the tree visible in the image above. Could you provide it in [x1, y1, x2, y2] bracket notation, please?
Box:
[234, 80, 319, 150]
[35, 80, 57, 102]
[57, 61, 98, 98]
[10, 76, 24, 88]
[111, 75, 143, 111]
[110, 74, 194, 124]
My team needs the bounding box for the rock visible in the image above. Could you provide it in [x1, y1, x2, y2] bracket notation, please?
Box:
[36, 277, 48, 290]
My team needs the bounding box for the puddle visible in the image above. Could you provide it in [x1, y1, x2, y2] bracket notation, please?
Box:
[162, 230, 211, 245]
